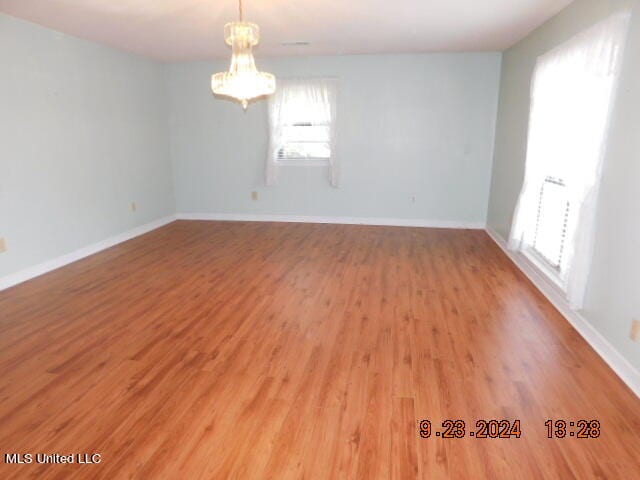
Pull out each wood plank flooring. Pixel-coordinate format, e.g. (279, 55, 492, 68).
(0, 220, 639, 479)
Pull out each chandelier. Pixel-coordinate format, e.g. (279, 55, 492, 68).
(211, 0, 276, 109)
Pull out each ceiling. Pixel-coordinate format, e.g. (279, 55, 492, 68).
(0, 0, 574, 61)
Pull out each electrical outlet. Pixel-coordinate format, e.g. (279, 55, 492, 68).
(251, 191, 258, 201)
(630, 319, 640, 342)
(0, 237, 6, 253)
(131, 202, 137, 212)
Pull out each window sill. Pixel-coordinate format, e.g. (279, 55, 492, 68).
(276, 159, 330, 167)
(522, 248, 567, 294)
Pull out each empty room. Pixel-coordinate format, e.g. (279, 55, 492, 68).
(1, 0, 639, 478)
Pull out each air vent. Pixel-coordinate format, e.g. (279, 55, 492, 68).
(280, 41, 310, 47)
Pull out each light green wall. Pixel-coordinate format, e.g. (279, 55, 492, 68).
(0, 14, 175, 277)
(165, 53, 502, 223)
(487, 0, 640, 368)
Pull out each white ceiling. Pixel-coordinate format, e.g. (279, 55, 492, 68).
(0, 0, 574, 61)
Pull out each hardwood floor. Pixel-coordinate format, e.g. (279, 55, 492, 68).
(1, 220, 639, 479)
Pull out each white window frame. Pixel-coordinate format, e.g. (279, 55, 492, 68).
(522, 175, 572, 290)
(275, 120, 332, 166)
(507, 12, 630, 308)
(266, 78, 339, 186)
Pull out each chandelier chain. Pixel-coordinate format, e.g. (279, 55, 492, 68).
(239, 0, 244, 21)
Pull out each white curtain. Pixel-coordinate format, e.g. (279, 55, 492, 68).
(508, 11, 630, 309)
(266, 78, 339, 187)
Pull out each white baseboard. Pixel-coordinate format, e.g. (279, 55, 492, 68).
(0, 215, 177, 291)
(486, 227, 640, 398)
(177, 212, 486, 230)
(0, 213, 481, 290)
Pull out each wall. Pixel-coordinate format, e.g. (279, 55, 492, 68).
(165, 53, 501, 225)
(0, 14, 175, 278)
(487, 0, 640, 368)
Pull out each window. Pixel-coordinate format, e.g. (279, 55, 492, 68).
(266, 78, 338, 185)
(508, 12, 629, 308)
(531, 176, 571, 272)
(278, 125, 331, 161)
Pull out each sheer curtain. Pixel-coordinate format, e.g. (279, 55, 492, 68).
(266, 78, 339, 187)
(508, 11, 630, 309)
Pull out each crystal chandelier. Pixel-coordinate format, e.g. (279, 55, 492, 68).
(211, 0, 276, 109)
